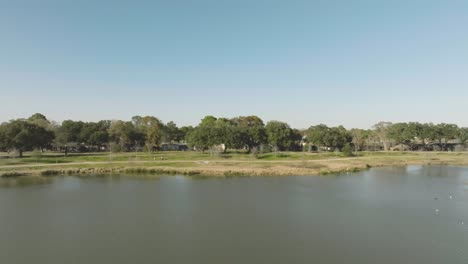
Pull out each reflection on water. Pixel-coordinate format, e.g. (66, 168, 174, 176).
(77, 174, 162, 182)
(0, 174, 162, 188)
(0, 176, 53, 188)
(0, 165, 467, 264)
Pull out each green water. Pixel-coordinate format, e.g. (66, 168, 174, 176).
(0, 166, 467, 263)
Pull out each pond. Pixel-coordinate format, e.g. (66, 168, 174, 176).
(0, 166, 467, 264)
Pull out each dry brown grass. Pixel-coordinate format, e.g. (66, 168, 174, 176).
(2, 152, 468, 178)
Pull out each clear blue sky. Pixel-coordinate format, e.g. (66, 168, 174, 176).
(1, 0, 468, 129)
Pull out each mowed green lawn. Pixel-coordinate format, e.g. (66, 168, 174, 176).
(0, 150, 353, 166)
(1, 150, 465, 165)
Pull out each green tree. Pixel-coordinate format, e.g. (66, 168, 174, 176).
(307, 125, 351, 151)
(0, 123, 8, 152)
(0, 120, 54, 157)
(265, 121, 295, 151)
(329, 126, 352, 150)
(433, 123, 459, 150)
(406, 122, 426, 149)
(459, 127, 468, 145)
(28, 113, 53, 130)
(79, 121, 111, 150)
(54, 120, 85, 154)
(179, 126, 194, 143)
(186, 116, 242, 153)
(416, 123, 436, 150)
(162, 121, 183, 143)
(388, 123, 413, 145)
(231, 116, 267, 152)
(55, 120, 84, 144)
(290, 129, 304, 151)
(88, 131, 109, 149)
(109, 120, 143, 152)
(132, 116, 164, 151)
(306, 124, 330, 151)
(187, 116, 218, 151)
(215, 118, 243, 152)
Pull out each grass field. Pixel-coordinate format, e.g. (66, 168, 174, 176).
(1, 150, 468, 178)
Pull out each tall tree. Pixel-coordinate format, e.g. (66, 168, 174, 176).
(108, 120, 143, 152)
(79, 121, 111, 150)
(55, 120, 84, 144)
(0, 120, 54, 157)
(290, 129, 304, 151)
(307, 125, 351, 151)
(306, 124, 330, 150)
(231, 116, 267, 152)
(187, 116, 218, 151)
(265, 121, 295, 151)
(132, 116, 164, 151)
(162, 121, 183, 143)
(373, 122, 393, 151)
(28, 113, 53, 130)
(179, 126, 194, 143)
(388, 123, 413, 145)
(329, 126, 352, 150)
(0, 123, 8, 152)
(350, 128, 370, 151)
(54, 120, 85, 154)
(458, 128, 468, 149)
(215, 118, 242, 152)
(433, 123, 459, 151)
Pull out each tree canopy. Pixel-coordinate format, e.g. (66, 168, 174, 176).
(306, 125, 352, 151)
(0, 119, 54, 157)
(1, 114, 467, 157)
(265, 121, 300, 151)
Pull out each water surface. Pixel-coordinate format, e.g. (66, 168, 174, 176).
(1, 166, 467, 264)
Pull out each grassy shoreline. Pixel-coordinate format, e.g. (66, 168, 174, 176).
(1, 151, 468, 178)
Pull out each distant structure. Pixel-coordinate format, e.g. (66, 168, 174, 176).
(158, 143, 189, 151)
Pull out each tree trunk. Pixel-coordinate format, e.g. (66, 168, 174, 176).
(19, 149, 23, 158)
(438, 140, 443, 151)
(383, 141, 388, 151)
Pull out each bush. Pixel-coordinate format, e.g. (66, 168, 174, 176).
(342, 143, 354, 157)
(109, 142, 122, 153)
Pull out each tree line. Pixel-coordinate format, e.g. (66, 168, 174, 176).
(1, 113, 467, 157)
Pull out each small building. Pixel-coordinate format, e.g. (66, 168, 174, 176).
(391, 144, 411, 151)
(159, 143, 189, 151)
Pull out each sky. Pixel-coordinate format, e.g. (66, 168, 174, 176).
(1, 0, 468, 129)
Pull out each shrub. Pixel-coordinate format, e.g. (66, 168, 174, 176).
(342, 143, 354, 157)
